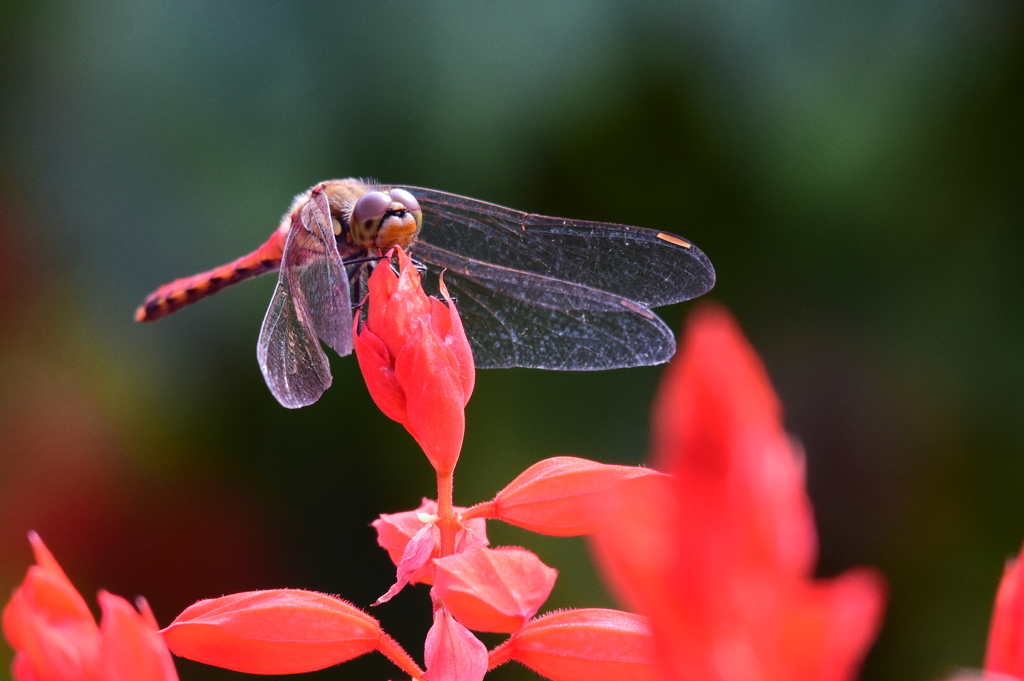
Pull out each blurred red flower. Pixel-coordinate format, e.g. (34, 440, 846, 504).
(353, 247, 475, 475)
(985, 543, 1024, 678)
(591, 304, 887, 681)
(2, 532, 178, 681)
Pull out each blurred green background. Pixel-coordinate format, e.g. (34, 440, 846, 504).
(1, 1, 1023, 680)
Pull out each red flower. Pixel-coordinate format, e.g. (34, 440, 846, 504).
(590, 305, 887, 681)
(372, 498, 489, 587)
(2, 532, 178, 681)
(353, 247, 475, 475)
(985, 543, 1024, 678)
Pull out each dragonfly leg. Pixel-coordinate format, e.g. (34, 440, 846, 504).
(410, 257, 429, 276)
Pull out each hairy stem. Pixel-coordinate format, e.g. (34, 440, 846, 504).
(377, 631, 426, 679)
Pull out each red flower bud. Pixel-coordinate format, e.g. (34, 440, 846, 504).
(373, 498, 489, 586)
(433, 546, 557, 633)
(354, 247, 475, 475)
(476, 457, 663, 536)
(490, 609, 657, 681)
(162, 590, 382, 675)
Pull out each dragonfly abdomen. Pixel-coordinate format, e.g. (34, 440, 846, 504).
(135, 229, 286, 322)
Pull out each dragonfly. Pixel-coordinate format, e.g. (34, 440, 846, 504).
(136, 179, 715, 408)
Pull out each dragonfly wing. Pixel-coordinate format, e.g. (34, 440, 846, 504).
(418, 265, 677, 370)
(413, 242, 634, 313)
(405, 187, 715, 309)
(256, 189, 353, 408)
(257, 275, 333, 408)
(288, 188, 354, 356)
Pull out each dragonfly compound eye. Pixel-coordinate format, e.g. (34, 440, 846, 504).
(350, 191, 392, 247)
(388, 188, 420, 213)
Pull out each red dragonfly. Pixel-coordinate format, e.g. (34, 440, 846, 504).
(137, 179, 715, 408)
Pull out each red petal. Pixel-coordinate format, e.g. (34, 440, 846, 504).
(986, 549, 1024, 677)
(492, 457, 663, 536)
(162, 590, 382, 674)
(394, 323, 466, 475)
(589, 475, 680, 627)
(372, 248, 432, 361)
(651, 304, 817, 577)
(433, 546, 557, 633)
(436, 276, 475, 403)
(3, 600, 100, 681)
(454, 526, 488, 553)
(774, 571, 888, 681)
(3, 568, 98, 654)
(498, 609, 657, 681)
(373, 498, 440, 574)
(375, 522, 440, 605)
(424, 607, 488, 681)
(366, 249, 399, 332)
(2, 534, 101, 680)
(135, 598, 161, 631)
(354, 322, 408, 424)
(98, 591, 178, 681)
(11, 653, 37, 681)
(27, 532, 72, 586)
(6, 534, 95, 641)
(429, 294, 452, 339)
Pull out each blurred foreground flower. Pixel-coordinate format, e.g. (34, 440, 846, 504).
(2, 532, 178, 681)
(353, 247, 475, 476)
(984, 542, 1024, 679)
(591, 305, 888, 681)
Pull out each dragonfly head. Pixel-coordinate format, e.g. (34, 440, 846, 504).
(349, 188, 422, 251)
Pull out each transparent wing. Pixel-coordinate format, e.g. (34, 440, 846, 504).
(257, 189, 353, 408)
(418, 265, 677, 370)
(256, 277, 333, 408)
(402, 187, 715, 309)
(399, 186, 713, 369)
